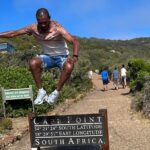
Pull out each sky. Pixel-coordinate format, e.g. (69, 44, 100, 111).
(0, 0, 150, 40)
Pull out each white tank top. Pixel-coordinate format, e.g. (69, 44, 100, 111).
(21, 20, 69, 56)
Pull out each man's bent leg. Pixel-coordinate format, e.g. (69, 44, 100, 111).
(30, 57, 43, 89)
(30, 57, 47, 104)
(47, 59, 74, 104)
(57, 59, 74, 91)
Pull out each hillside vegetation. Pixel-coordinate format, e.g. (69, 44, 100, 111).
(1, 36, 150, 69)
(0, 36, 150, 118)
(79, 37, 150, 70)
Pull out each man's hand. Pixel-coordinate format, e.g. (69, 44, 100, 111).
(72, 55, 78, 63)
(67, 56, 78, 65)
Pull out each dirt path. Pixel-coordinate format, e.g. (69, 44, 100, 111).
(6, 73, 150, 150)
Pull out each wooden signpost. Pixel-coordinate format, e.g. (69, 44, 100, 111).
(29, 109, 109, 150)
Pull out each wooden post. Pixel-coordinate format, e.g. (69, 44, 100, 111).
(28, 113, 36, 150)
(1, 87, 6, 117)
(29, 85, 34, 113)
(99, 109, 109, 150)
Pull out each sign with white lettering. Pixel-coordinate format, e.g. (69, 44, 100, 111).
(2, 88, 31, 100)
(1, 86, 34, 117)
(29, 109, 109, 150)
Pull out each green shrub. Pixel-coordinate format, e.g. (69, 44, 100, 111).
(0, 67, 35, 89)
(34, 103, 52, 115)
(131, 92, 143, 111)
(129, 59, 150, 114)
(128, 59, 150, 91)
(0, 118, 12, 133)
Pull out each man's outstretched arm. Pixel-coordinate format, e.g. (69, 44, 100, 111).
(0, 28, 28, 38)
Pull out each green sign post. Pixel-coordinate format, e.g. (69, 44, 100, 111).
(1, 85, 34, 117)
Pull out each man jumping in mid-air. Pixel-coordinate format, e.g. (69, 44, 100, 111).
(0, 8, 79, 105)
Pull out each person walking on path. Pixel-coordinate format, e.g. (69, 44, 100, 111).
(112, 67, 119, 90)
(100, 67, 109, 91)
(0, 8, 79, 105)
(88, 70, 93, 79)
(120, 64, 127, 88)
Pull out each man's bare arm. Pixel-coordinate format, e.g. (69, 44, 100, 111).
(64, 33, 79, 56)
(60, 29, 79, 57)
(0, 29, 28, 38)
(54, 21, 79, 58)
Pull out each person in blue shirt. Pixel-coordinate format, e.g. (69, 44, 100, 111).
(100, 67, 109, 91)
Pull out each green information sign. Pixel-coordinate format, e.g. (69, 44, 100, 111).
(3, 88, 31, 100)
(4, 88, 31, 100)
(1, 85, 34, 117)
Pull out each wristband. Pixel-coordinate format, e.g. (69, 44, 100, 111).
(73, 55, 78, 58)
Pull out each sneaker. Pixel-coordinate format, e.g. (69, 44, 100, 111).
(46, 90, 59, 105)
(34, 89, 47, 105)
